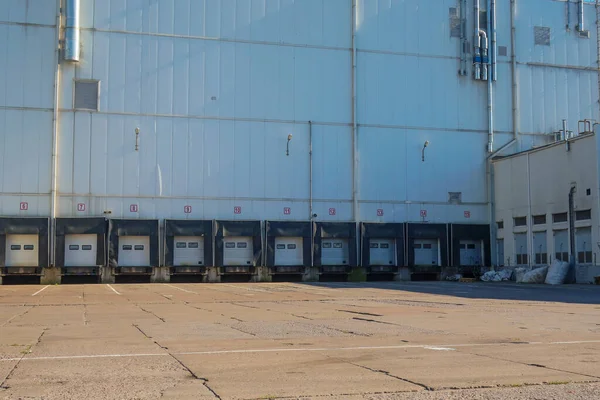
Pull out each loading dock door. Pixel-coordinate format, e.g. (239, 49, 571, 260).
(369, 238, 396, 265)
(118, 236, 150, 267)
(459, 240, 482, 266)
(321, 238, 349, 266)
(223, 236, 253, 266)
(5, 234, 39, 267)
(174, 236, 204, 266)
(274, 237, 303, 266)
(414, 239, 438, 266)
(65, 234, 97, 267)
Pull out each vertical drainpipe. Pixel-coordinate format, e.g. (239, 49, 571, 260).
(309, 121, 314, 267)
(474, 0, 482, 80)
(351, 0, 359, 259)
(487, 0, 494, 153)
(510, 0, 519, 146)
(50, 0, 62, 267)
(490, 0, 497, 81)
(526, 152, 533, 268)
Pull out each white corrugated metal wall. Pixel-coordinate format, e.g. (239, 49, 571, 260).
(0, 0, 598, 228)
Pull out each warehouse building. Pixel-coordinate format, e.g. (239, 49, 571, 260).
(0, 0, 598, 283)
(493, 128, 600, 284)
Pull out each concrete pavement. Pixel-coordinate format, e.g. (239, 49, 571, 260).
(0, 282, 599, 399)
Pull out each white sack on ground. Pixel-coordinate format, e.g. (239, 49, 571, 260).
(545, 260, 569, 285)
(521, 266, 549, 284)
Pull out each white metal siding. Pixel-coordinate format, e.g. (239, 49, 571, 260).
(173, 236, 204, 267)
(5, 234, 38, 267)
(64, 234, 97, 267)
(223, 236, 253, 266)
(0, 0, 597, 233)
(274, 237, 303, 266)
(118, 236, 150, 267)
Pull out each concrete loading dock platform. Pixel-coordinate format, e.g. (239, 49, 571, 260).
(0, 281, 599, 399)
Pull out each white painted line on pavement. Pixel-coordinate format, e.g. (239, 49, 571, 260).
(424, 347, 456, 351)
(31, 286, 49, 296)
(165, 284, 196, 293)
(106, 284, 121, 295)
(4, 339, 599, 362)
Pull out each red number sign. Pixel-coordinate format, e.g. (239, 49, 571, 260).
(377, 209, 384, 217)
(420, 210, 427, 217)
(283, 207, 291, 215)
(234, 206, 242, 214)
(77, 203, 86, 212)
(184, 205, 192, 214)
(329, 208, 336, 216)
(19, 202, 28, 211)
(130, 204, 138, 213)
(464, 211, 471, 218)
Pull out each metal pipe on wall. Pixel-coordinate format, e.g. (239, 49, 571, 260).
(474, 0, 482, 80)
(309, 121, 314, 267)
(64, 0, 80, 62)
(510, 0, 519, 144)
(487, 0, 495, 153)
(351, 0, 359, 223)
(490, 0, 497, 81)
(50, 0, 62, 267)
(577, 0, 585, 32)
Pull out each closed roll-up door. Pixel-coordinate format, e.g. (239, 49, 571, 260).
(118, 236, 150, 267)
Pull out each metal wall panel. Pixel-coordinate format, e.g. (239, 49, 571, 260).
(0, 0, 57, 25)
(1, 0, 598, 232)
(0, 25, 56, 109)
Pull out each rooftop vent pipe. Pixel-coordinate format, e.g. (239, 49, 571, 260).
(64, 0, 80, 62)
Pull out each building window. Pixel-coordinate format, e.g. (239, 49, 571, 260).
(532, 215, 546, 225)
(514, 217, 527, 227)
(552, 212, 568, 223)
(449, 8, 461, 38)
(74, 79, 100, 111)
(534, 26, 551, 46)
(575, 209, 591, 221)
(497, 221, 504, 230)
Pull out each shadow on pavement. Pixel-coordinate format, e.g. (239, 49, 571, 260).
(295, 281, 600, 305)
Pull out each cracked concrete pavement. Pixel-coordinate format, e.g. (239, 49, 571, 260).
(0, 281, 599, 399)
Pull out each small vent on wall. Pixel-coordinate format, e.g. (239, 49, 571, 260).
(449, 8, 461, 38)
(448, 192, 462, 204)
(498, 46, 508, 56)
(74, 80, 100, 111)
(534, 26, 551, 46)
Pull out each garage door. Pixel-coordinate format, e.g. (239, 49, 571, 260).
(369, 238, 396, 266)
(274, 237, 303, 266)
(413, 239, 438, 266)
(174, 236, 204, 266)
(322, 238, 349, 266)
(223, 236, 253, 266)
(5, 234, 38, 267)
(459, 240, 482, 266)
(118, 236, 150, 267)
(65, 234, 97, 267)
